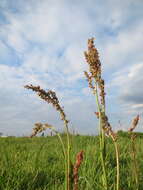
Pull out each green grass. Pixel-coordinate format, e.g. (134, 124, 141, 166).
(0, 134, 143, 190)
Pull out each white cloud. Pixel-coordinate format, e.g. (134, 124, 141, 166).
(101, 22, 143, 72)
(106, 62, 143, 121)
(0, 0, 143, 135)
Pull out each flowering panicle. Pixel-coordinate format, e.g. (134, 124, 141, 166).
(30, 123, 45, 137)
(98, 79, 106, 106)
(73, 151, 84, 190)
(84, 38, 106, 106)
(84, 71, 94, 89)
(128, 115, 140, 132)
(102, 114, 117, 141)
(95, 111, 117, 141)
(24, 85, 68, 124)
(30, 122, 53, 137)
(84, 38, 116, 142)
(84, 38, 101, 79)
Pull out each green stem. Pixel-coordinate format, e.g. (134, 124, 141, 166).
(64, 121, 71, 190)
(113, 141, 119, 190)
(54, 130, 66, 159)
(50, 128, 67, 190)
(131, 136, 139, 190)
(94, 86, 107, 190)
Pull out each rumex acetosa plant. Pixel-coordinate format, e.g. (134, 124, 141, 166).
(24, 85, 71, 190)
(24, 85, 84, 190)
(84, 38, 119, 190)
(24, 38, 135, 190)
(128, 115, 140, 190)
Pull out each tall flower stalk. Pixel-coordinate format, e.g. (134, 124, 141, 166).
(84, 38, 107, 189)
(24, 85, 71, 190)
(84, 38, 120, 190)
(128, 115, 140, 190)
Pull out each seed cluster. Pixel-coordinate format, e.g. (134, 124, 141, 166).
(30, 123, 45, 137)
(24, 85, 68, 124)
(101, 113, 117, 141)
(84, 38, 105, 106)
(73, 151, 84, 190)
(30, 122, 53, 137)
(84, 38, 101, 79)
(84, 71, 94, 89)
(128, 115, 140, 132)
(84, 38, 116, 140)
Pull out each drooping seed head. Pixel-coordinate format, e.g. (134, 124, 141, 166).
(24, 84, 69, 124)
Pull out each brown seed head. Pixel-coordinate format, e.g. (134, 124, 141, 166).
(128, 115, 140, 132)
(73, 150, 84, 190)
(84, 71, 94, 89)
(84, 38, 101, 79)
(100, 112, 117, 141)
(84, 38, 106, 106)
(98, 79, 106, 105)
(24, 84, 69, 124)
(30, 123, 45, 137)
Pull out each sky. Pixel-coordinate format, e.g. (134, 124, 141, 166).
(0, 0, 143, 136)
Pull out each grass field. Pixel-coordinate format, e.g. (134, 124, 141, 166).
(0, 134, 143, 190)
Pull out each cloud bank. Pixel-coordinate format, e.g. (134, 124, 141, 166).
(0, 0, 143, 135)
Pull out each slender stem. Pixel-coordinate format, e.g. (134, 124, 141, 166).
(49, 125, 70, 190)
(64, 121, 71, 190)
(58, 132, 68, 190)
(49, 128, 67, 190)
(113, 141, 119, 190)
(53, 130, 67, 159)
(131, 136, 139, 190)
(94, 86, 107, 190)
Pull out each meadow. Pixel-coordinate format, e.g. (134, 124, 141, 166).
(0, 133, 143, 190)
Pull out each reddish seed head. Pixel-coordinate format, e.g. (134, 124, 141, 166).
(128, 114, 140, 132)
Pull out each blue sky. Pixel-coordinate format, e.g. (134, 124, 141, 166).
(0, 0, 143, 136)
